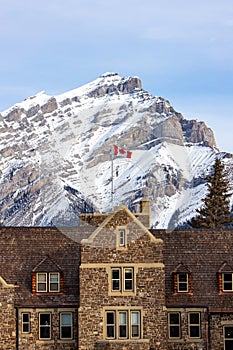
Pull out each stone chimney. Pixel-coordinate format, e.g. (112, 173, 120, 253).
(135, 198, 150, 229)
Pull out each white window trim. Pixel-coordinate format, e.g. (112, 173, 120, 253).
(111, 267, 134, 293)
(111, 268, 121, 291)
(222, 273, 233, 292)
(60, 312, 73, 340)
(39, 313, 51, 340)
(49, 272, 60, 292)
(36, 272, 60, 293)
(37, 273, 47, 292)
(177, 273, 189, 292)
(123, 267, 134, 292)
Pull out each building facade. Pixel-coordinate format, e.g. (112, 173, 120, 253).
(156, 229, 233, 350)
(0, 227, 81, 350)
(0, 202, 233, 349)
(79, 204, 167, 349)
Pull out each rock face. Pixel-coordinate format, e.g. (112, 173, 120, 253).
(0, 73, 232, 228)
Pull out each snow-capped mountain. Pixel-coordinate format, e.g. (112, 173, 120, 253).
(0, 72, 232, 228)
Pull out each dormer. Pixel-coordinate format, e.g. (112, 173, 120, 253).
(32, 256, 64, 294)
(217, 262, 233, 293)
(172, 263, 192, 294)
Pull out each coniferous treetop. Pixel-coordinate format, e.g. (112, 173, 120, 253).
(189, 158, 233, 229)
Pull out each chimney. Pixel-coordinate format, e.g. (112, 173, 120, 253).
(135, 198, 150, 228)
(140, 198, 150, 216)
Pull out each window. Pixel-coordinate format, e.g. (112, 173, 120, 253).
(36, 272, 60, 292)
(49, 273, 59, 292)
(177, 273, 188, 292)
(119, 311, 127, 338)
(111, 267, 134, 292)
(222, 274, 233, 291)
(173, 263, 191, 294)
(112, 269, 121, 291)
(131, 311, 140, 338)
(39, 313, 51, 339)
(37, 273, 47, 292)
(189, 313, 200, 338)
(168, 312, 180, 338)
(22, 313, 30, 333)
(60, 312, 72, 339)
(224, 326, 233, 350)
(106, 311, 115, 339)
(105, 310, 141, 340)
(119, 229, 126, 246)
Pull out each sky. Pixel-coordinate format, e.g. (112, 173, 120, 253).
(0, 0, 232, 153)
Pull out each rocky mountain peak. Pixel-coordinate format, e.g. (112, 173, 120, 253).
(86, 73, 142, 98)
(0, 73, 232, 227)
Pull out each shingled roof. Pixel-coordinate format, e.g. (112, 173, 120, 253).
(154, 229, 233, 311)
(0, 227, 93, 307)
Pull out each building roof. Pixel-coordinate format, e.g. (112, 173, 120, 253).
(0, 227, 88, 307)
(154, 229, 233, 311)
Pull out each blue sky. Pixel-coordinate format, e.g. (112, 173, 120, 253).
(0, 0, 232, 152)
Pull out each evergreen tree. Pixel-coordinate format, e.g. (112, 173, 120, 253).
(190, 158, 232, 228)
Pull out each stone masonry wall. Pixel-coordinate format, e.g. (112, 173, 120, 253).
(18, 308, 78, 350)
(0, 281, 16, 350)
(79, 264, 167, 349)
(209, 313, 233, 350)
(79, 208, 167, 350)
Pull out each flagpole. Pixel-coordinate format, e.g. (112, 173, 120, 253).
(111, 150, 114, 211)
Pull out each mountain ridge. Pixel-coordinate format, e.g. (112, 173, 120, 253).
(0, 72, 232, 228)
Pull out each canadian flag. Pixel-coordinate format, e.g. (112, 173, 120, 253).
(113, 145, 132, 159)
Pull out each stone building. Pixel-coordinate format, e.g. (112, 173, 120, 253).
(0, 201, 233, 349)
(0, 227, 81, 350)
(79, 202, 167, 349)
(156, 229, 233, 350)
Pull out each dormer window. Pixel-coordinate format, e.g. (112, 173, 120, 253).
(217, 262, 233, 293)
(222, 273, 233, 291)
(177, 273, 188, 292)
(36, 272, 60, 292)
(32, 256, 63, 294)
(172, 263, 192, 294)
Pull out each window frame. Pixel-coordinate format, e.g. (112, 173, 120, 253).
(188, 312, 201, 338)
(22, 312, 30, 334)
(224, 325, 233, 350)
(37, 272, 47, 292)
(36, 272, 60, 293)
(39, 313, 51, 340)
(177, 273, 189, 292)
(111, 268, 121, 291)
(222, 273, 233, 292)
(60, 312, 73, 340)
(49, 272, 60, 292)
(106, 311, 116, 339)
(130, 311, 140, 339)
(119, 229, 126, 247)
(111, 267, 134, 293)
(168, 312, 181, 339)
(105, 309, 141, 340)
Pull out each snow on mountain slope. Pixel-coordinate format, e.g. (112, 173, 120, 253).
(0, 72, 232, 228)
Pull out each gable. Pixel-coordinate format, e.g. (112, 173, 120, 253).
(82, 205, 162, 248)
(32, 255, 62, 273)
